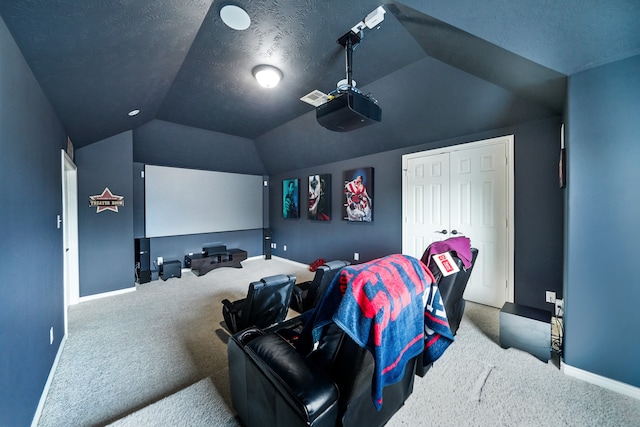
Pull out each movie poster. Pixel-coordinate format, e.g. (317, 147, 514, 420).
(308, 174, 331, 221)
(343, 167, 373, 222)
(282, 178, 299, 218)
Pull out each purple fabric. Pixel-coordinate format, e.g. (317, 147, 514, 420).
(420, 237, 472, 269)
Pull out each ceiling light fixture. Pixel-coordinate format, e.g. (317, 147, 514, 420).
(252, 65, 283, 88)
(128, 109, 140, 117)
(220, 5, 251, 30)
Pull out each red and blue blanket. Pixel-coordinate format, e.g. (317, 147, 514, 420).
(301, 254, 454, 410)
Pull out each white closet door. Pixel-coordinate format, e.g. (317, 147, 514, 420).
(449, 142, 508, 307)
(403, 136, 512, 308)
(404, 152, 450, 259)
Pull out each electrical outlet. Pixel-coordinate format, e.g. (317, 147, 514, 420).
(354, 252, 359, 261)
(555, 299, 564, 317)
(283, 245, 287, 251)
(545, 291, 556, 304)
(272, 243, 276, 249)
(49, 327, 54, 345)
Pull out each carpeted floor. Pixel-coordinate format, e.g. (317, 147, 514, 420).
(37, 256, 314, 427)
(36, 257, 640, 427)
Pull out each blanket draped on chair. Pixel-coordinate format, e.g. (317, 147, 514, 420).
(299, 254, 454, 410)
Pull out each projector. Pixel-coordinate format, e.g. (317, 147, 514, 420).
(316, 89, 381, 132)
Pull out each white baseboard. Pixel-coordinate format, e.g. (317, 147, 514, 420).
(78, 286, 136, 303)
(242, 255, 309, 269)
(562, 363, 640, 400)
(267, 255, 309, 269)
(31, 335, 67, 427)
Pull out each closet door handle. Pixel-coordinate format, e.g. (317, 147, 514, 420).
(435, 229, 448, 234)
(451, 229, 461, 235)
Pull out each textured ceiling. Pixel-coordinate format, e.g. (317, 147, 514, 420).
(0, 0, 639, 149)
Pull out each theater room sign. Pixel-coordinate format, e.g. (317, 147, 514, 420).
(89, 187, 124, 213)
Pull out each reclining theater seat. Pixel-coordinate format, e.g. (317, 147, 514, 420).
(221, 274, 296, 334)
(290, 260, 350, 313)
(227, 254, 453, 427)
(228, 323, 417, 427)
(416, 246, 478, 377)
(429, 248, 479, 336)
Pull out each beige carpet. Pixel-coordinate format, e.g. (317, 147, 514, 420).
(37, 256, 314, 427)
(37, 257, 640, 427)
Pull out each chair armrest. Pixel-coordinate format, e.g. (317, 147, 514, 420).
(295, 280, 312, 291)
(222, 298, 246, 334)
(291, 286, 306, 313)
(222, 297, 247, 314)
(244, 333, 339, 425)
(221, 298, 237, 313)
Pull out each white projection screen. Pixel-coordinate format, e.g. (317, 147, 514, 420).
(144, 165, 263, 237)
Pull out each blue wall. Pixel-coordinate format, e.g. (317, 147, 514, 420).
(565, 55, 640, 387)
(269, 117, 565, 312)
(147, 229, 264, 276)
(76, 132, 135, 296)
(0, 17, 66, 426)
(131, 120, 269, 277)
(133, 119, 266, 175)
(132, 161, 264, 275)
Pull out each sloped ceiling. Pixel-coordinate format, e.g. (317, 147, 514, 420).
(1, 0, 639, 170)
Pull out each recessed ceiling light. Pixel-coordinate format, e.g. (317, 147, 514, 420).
(252, 65, 283, 88)
(128, 109, 140, 117)
(220, 5, 251, 31)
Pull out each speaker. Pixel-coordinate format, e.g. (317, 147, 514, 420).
(263, 228, 272, 260)
(135, 238, 151, 283)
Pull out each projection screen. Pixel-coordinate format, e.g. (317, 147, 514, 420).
(144, 165, 263, 238)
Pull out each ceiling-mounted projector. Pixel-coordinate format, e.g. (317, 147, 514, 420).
(315, 8, 384, 132)
(316, 88, 381, 132)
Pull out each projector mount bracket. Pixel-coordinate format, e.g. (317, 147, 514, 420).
(337, 30, 362, 92)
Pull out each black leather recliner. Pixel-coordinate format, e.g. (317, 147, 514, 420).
(221, 274, 296, 334)
(227, 254, 446, 427)
(430, 248, 478, 336)
(290, 260, 350, 313)
(416, 247, 478, 377)
(228, 319, 417, 427)
(227, 253, 468, 427)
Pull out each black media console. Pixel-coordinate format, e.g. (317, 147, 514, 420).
(184, 244, 247, 277)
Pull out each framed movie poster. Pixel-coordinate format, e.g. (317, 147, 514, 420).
(282, 178, 299, 218)
(308, 174, 331, 221)
(343, 167, 373, 222)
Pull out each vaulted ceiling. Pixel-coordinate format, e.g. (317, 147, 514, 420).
(1, 1, 639, 164)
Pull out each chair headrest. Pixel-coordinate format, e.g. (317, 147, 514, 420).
(323, 260, 350, 270)
(259, 274, 295, 287)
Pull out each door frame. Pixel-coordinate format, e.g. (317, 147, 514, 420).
(61, 149, 79, 335)
(402, 135, 514, 304)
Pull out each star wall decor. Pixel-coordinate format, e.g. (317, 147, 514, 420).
(89, 187, 124, 213)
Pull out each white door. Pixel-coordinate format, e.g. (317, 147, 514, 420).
(403, 152, 451, 257)
(402, 136, 513, 308)
(62, 150, 79, 335)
